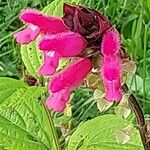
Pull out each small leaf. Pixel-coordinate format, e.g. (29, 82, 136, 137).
(115, 94, 131, 119)
(97, 97, 113, 113)
(93, 89, 104, 100)
(116, 130, 130, 144)
(86, 74, 101, 89)
(116, 125, 134, 144)
(64, 103, 72, 117)
(122, 61, 137, 74)
(115, 106, 131, 119)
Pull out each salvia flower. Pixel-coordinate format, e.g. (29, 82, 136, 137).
(47, 58, 92, 112)
(14, 3, 124, 112)
(101, 29, 122, 101)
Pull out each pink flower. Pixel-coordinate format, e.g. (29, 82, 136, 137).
(19, 9, 69, 34)
(46, 88, 70, 112)
(14, 25, 40, 44)
(39, 32, 87, 57)
(39, 51, 60, 76)
(101, 29, 120, 56)
(101, 29, 122, 102)
(50, 58, 92, 92)
(46, 58, 92, 112)
(101, 57, 122, 102)
(14, 9, 87, 76)
(14, 9, 69, 44)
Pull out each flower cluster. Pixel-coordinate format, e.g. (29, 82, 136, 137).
(14, 3, 122, 112)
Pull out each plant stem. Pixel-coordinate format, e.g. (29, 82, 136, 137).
(43, 102, 61, 150)
(122, 83, 150, 150)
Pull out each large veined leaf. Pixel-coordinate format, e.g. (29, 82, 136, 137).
(0, 77, 53, 150)
(0, 77, 27, 105)
(0, 100, 53, 150)
(0, 77, 45, 108)
(68, 114, 143, 150)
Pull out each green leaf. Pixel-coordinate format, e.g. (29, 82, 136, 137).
(68, 114, 143, 150)
(0, 78, 53, 150)
(21, 42, 42, 78)
(0, 77, 46, 108)
(115, 94, 131, 119)
(43, 0, 80, 16)
(0, 77, 27, 105)
(0, 100, 53, 150)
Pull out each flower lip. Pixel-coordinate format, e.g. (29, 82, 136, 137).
(46, 88, 70, 112)
(14, 25, 40, 44)
(39, 51, 60, 76)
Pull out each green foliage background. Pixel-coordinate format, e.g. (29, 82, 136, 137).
(0, 0, 150, 149)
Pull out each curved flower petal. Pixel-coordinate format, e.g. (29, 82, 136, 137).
(39, 32, 87, 57)
(39, 51, 60, 76)
(20, 9, 69, 34)
(46, 88, 70, 112)
(101, 29, 120, 56)
(101, 57, 122, 101)
(50, 58, 92, 93)
(14, 25, 40, 44)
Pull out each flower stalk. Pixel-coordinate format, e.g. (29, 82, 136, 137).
(43, 102, 61, 150)
(122, 83, 150, 150)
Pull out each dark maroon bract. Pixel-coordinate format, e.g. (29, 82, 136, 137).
(63, 3, 111, 52)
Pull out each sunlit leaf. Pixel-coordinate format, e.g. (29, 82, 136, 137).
(68, 114, 143, 150)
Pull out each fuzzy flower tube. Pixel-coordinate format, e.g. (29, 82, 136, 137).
(47, 58, 92, 112)
(14, 3, 124, 112)
(101, 29, 122, 101)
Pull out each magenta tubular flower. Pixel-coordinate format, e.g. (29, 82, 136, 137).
(14, 4, 125, 112)
(102, 57, 122, 102)
(101, 29, 120, 56)
(14, 9, 69, 44)
(46, 58, 92, 112)
(20, 9, 69, 34)
(101, 29, 122, 102)
(39, 51, 60, 76)
(39, 32, 87, 57)
(50, 58, 92, 92)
